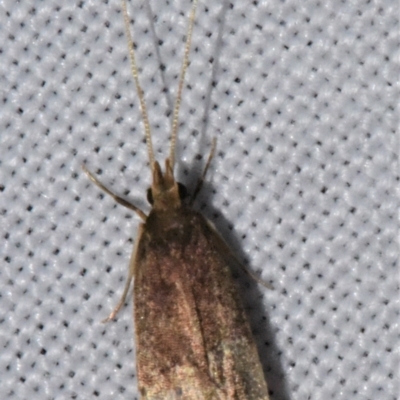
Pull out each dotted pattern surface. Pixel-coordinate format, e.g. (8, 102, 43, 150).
(0, 0, 398, 399)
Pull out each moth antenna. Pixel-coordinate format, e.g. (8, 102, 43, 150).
(169, 0, 198, 169)
(122, 0, 155, 167)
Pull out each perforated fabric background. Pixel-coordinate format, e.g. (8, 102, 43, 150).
(1, 0, 399, 399)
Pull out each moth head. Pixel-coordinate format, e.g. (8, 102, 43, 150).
(148, 158, 186, 210)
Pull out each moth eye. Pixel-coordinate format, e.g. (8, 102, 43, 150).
(178, 182, 188, 199)
(147, 188, 153, 204)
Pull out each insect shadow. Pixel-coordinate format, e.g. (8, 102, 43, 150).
(176, 160, 291, 400)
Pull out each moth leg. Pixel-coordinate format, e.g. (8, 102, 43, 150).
(190, 137, 217, 205)
(206, 219, 274, 290)
(82, 165, 147, 221)
(102, 224, 145, 323)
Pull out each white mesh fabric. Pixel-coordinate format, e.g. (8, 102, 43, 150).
(0, 0, 398, 399)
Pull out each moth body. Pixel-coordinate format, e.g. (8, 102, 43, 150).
(83, 1, 270, 398)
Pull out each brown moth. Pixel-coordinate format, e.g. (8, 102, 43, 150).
(83, 0, 270, 398)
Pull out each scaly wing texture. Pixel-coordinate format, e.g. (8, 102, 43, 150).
(134, 210, 269, 400)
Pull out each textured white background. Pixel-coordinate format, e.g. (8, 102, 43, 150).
(0, 0, 398, 399)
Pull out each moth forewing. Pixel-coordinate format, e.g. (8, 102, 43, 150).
(134, 207, 269, 399)
(83, 0, 270, 399)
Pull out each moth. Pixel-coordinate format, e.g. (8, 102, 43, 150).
(83, 0, 270, 398)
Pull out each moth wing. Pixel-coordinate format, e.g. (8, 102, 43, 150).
(133, 211, 269, 400)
